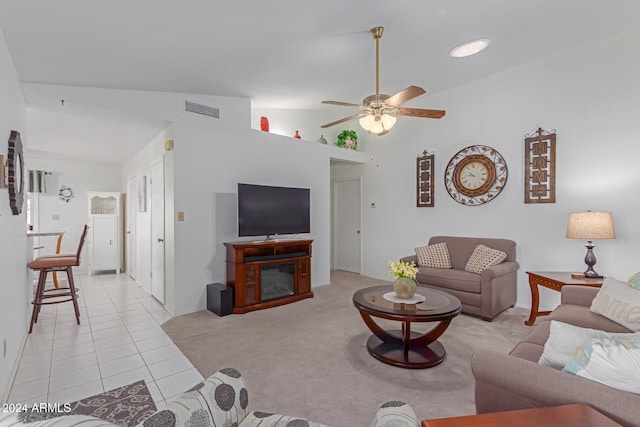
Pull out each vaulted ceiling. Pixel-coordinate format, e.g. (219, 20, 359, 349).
(1, 1, 639, 164)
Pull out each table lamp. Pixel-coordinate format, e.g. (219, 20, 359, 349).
(566, 211, 616, 278)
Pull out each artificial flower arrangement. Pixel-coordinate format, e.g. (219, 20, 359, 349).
(336, 130, 358, 150)
(388, 259, 419, 280)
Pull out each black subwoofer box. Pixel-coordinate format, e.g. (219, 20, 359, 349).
(206, 283, 233, 316)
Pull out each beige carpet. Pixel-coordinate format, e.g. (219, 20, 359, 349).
(162, 270, 531, 426)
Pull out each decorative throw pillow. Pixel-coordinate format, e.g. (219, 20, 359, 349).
(464, 244, 507, 274)
(370, 401, 419, 427)
(562, 337, 640, 394)
(538, 320, 639, 370)
(414, 243, 452, 269)
(142, 368, 249, 427)
(627, 272, 640, 289)
(591, 277, 640, 331)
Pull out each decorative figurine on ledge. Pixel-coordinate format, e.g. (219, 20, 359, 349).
(260, 116, 269, 132)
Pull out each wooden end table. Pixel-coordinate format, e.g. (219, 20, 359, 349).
(352, 285, 461, 369)
(525, 271, 602, 326)
(421, 403, 621, 426)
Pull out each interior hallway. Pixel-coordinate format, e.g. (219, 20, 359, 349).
(6, 273, 203, 407)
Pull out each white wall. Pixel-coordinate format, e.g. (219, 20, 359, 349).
(172, 123, 333, 314)
(28, 157, 122, 273)
(350, 28, 640, 312)
(0, 28, 28, 401)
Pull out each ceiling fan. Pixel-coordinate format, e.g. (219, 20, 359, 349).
(321, 26, 445, 136)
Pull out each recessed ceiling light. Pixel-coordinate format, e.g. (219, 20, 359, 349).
(449, 38, 490, 58)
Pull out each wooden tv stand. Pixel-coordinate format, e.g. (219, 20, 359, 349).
(224, 239, 313, 314)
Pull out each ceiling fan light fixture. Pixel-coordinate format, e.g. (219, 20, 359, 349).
(320, 26, 446, 131)
(449, 38, 490, 58)
(369, 119, 384, 135)
(381, 113, 397, 129)
(359, 114, 375, 131)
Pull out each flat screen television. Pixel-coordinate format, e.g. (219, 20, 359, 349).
(238, 183, 310, 238)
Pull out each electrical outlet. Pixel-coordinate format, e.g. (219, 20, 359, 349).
(52, 214, 60, 220)
(177, 212, 185, 221)
(370, 202, 377, 208)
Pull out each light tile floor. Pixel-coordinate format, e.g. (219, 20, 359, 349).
(7, 273, 204, 408)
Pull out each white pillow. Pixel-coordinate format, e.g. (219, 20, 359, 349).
(538, 320, 639, 370)
(591, 277, 640, 331)
(562, 337, 640, 394)
(464, 244, 507, 274)
(414, 243, 452, 269)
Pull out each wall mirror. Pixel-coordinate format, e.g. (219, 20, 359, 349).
(7, 130, 24, 215)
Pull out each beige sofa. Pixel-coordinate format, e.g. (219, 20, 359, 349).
(472, 285, 640, 427)
(402, 235, 518, 321)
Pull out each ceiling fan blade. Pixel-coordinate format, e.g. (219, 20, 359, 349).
(384, 86, 426, 107)
(395, 107, 446, 119)
(321, 114, 362, 128)
(322, 100, 363, 108)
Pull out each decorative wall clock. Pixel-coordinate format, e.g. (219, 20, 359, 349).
(445, 145, 508, 205)
(7, 130, 25, 215)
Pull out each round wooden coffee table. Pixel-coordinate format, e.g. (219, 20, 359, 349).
(353, 285, 462, 369)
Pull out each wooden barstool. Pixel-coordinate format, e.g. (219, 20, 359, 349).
(27, 225, 88, 333)
(52, 233, 63, 288)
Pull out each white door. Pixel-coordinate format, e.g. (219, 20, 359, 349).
(150, 158, 165, 303)
(91, 217, 117, 272)
(334, 178, 362, 273)
(126, 175, 136, 280)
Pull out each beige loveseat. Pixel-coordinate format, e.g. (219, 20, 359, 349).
(402, 235, 518, 321)
(471, 285, 640, 427)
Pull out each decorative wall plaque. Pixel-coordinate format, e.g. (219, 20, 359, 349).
(0, 154, 6, 189)
(416, 150, 434, 207)
(524, 128, 556, 204)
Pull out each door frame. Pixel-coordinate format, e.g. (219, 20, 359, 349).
(150, 156, 165, 303)
(331, 176, 363, 273)
(126, 174, 137, 280)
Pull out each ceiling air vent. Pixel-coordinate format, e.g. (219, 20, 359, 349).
(184, 100, 220, 119)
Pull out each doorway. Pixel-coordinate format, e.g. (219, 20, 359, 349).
(150, 157, 165, 303)
(333, 177, 362, 273)
(126, 175, 137, 280)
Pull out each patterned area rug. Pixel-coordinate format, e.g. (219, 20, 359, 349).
(17, 380, 156, 426)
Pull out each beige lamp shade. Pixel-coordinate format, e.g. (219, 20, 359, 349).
(566, 211, 616, 240)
